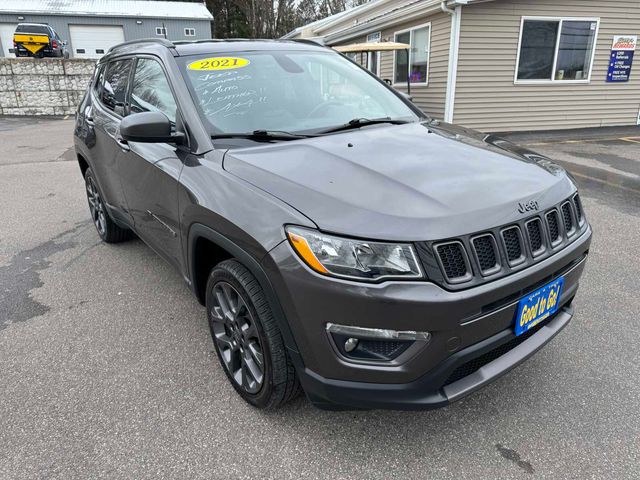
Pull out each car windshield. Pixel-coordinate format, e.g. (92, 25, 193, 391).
(177, 49, 422, 136)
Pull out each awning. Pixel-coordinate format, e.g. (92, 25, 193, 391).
(333, 42, 410, 53)
(333, 42, 413, 94)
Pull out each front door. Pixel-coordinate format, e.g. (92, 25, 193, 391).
(117, 57, 184, 269)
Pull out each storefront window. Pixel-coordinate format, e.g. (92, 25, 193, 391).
(517, 18, 598, 81)
(394, 24, 430, 84)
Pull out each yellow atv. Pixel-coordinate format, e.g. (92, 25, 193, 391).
(13, 23, 68, 58)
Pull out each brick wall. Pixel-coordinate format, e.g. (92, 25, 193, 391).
(0, 58, 95, 116)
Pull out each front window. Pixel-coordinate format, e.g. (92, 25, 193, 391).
(516, 18, 598, 81)
(177, 50, 420, 136)
(394, 24, 430, 84)
(130, 58, 178, 123)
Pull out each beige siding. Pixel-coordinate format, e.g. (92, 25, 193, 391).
(454, 0, 640, 132)
(332, 11, 451, 120)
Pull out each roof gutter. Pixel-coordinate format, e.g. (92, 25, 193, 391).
(442, 1, 461, 123)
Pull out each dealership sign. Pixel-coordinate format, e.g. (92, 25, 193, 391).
(607, 35, 636, 82)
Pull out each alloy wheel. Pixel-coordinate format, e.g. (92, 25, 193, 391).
(86, 176, 106, 236)
(210, 282, 265, 394)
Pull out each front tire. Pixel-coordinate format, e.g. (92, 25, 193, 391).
(206, 259, 300, 409)
(84, 168, 131, 243)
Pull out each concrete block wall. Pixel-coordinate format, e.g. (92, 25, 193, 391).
(0, 58, 95, 116)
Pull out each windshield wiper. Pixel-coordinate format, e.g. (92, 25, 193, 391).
(211, 130, 319, 141)
(318, 117, 410, 134)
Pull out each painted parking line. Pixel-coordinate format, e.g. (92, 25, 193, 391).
(524, 136, 640, 147)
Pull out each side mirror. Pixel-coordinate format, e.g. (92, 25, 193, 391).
(119, 111, 185, 144)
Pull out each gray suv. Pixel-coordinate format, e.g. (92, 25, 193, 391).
(74, 38, 592, 410)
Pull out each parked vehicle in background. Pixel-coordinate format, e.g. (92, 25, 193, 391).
(74, 38, 591, 411)
(13, 23, 68, 58)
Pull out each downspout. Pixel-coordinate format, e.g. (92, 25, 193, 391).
(442, 1, 462, 124)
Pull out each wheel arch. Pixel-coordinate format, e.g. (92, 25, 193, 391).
(188, 223, 303, 362)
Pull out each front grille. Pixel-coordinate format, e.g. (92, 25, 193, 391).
(573, 194, 583, 224)
(546, 210, 561, 244)
(561, 202, 574, 234)
(472, 234, 499, 274)
(416, 195, 587, 290)
(443, 319, 548, 386)
(526, 218, 544, 255)
(501, 227, 523, 264)
(435, 242, 469, 281)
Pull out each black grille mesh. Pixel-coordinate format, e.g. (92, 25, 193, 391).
(546, 211, 560, 243)
(561, 203, 574, 233)
(502, 227, 522, 262)
(573, 195, 583, 223)
(358, 340, 409, 359)
(436, 243, 468, 279)
(473, 235, 498, 272)
(443, 320, 547, 386)
(527, 219, 543, 252)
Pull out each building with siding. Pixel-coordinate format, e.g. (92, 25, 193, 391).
(0, 0, 213, 59)
(284, 0, 640, 132)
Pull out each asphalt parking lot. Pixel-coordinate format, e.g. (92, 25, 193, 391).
(1, 117, 639, 479)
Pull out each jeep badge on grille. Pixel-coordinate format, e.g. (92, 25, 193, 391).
(518, 200, 539, 214)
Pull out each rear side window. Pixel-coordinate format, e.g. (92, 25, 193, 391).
(101, 59, 133, 116)
(93, 64, 105, 96)
(130, 58, 177, 123)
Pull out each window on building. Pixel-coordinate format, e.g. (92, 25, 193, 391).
(130, 58, 178, 124)
(101, 59, 133, 116)
(155, 26, 167, 36)
(394, 24, 430, 85)
(516, 18, 598, 81)
(184, 28, 196, 37)
(367, 51, 380, 76)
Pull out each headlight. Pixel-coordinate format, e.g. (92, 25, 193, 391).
(285, 226, 423, 281)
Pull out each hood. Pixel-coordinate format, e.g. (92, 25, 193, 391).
(223, 122, 575, 241)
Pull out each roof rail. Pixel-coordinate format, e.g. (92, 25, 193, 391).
(291, 38, 326, 47)
(108, 38, 174, 53)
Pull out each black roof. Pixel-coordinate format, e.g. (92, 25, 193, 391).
(107, 38, 327, 57)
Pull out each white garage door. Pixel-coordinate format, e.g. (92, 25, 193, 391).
(0, 23, 17, 57)
(69, 25, 124, 59)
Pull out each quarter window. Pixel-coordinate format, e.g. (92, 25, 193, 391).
(184, 28, 196, 37)
(394, 25, 430, 84)
(101, 59, 133, 116)
(516, 18, 598, 81)
(130, 58, 177, 124)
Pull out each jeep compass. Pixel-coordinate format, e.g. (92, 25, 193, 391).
(73, 38, 592, 410)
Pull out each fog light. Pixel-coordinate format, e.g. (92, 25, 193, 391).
(327, 323, 431, 362)
(344, 338, 359, 352)
(326, 323, 431, 342)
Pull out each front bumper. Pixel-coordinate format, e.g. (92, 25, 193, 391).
(262, 225, 591, 409)
(300, 304, 573, 410)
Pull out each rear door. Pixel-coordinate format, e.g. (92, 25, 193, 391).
(89, 58, 134, 220)
(117, 56, 185, 268)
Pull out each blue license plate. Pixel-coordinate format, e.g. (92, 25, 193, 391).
(514, 277, 564, 336)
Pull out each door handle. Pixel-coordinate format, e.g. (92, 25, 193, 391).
(115, 135, 130, 151)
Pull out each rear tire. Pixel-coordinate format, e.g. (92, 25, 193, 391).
(84, 168, 132, 243)
(206, 259, 300, 409)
